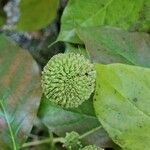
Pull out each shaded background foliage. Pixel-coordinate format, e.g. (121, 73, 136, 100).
(1, 0, 67, 68)
(0, 0, 68, 150)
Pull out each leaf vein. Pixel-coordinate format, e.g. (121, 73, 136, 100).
(0, 100, 17, 150)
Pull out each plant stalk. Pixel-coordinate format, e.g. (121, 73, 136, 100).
(21, 126, 102, 148)
(21, 137, 64, 148)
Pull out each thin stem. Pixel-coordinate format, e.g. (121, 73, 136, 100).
(22, 137, 65, 148)
(22, 138, 51, 148)
(49, 131, 54, 147)
(80, 126, 102, 139)
(22, 126, 102, 148)
(53, 137, 65, 144)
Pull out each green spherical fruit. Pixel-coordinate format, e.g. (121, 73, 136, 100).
(64, 131, 82, 150)
(81, 145, 104, 150)
(41, 53, 96, 108)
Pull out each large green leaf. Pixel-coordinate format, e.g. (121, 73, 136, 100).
(0, 35, 42, 149)
(77, 27, 150, 68)
(58, 0, 150, 43)
(94, 63, 150, 150)
(16, 0, 59, 31)
(38, 96, 114, 148)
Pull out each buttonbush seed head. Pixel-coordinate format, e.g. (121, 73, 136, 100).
(81, 145, 104, 150)
(64, 131, 82, 150)
(41, 53, 96, 108)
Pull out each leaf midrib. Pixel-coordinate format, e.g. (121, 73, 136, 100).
(0, 100, 17, 150)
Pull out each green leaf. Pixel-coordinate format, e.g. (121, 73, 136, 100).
(77, 26, 150, 68)
(58, 0, 150, 43)
(38, 96, 114, 148)
(0, 35, 42, 149)
(16, 0, 59, 31)
(94, 63, 150, 150)
(65, 43, 90, 59)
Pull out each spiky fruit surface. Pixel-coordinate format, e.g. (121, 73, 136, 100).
(41, 53, 96, 108)
(81, 145, 104, 150)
